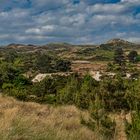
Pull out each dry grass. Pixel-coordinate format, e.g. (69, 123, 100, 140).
(0, 95, 96, 140)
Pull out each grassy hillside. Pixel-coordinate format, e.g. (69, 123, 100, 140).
(0, 95, 96, 140)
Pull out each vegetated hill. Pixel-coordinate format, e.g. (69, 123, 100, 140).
(4, 38, 140, 51)
(2, 38, 140, 61)
(0, 95, 95, 140)
(106, 38, 134, 45)
(100, 38, 140, 50)
(6, 43, 37, 49)
(42, 42, 73, 49)
(5, 43, 38, 53)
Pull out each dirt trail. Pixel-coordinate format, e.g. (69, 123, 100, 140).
(110, 112, 131, 140)
(115, 114, 127, 140)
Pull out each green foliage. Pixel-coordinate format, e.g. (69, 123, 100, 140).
(125, 79, 140, 110)
(75, 75, 98, 109)
(107, 62, 115, 71)
(4, 50, 18, 63)
(98, 75, 130, 111)
(33, 53, 71, 73)
(2, 46, 140, 138)
(0, 50, 71, 73)
(1, 64, 140, 113)
(76, 47, 114, 60)
(13, 75, 31, 87)
(81, 97, 116, 139)
(6, 88, 28, 101)
(128, 50, 138, 63)
(2, 83, 13, 90)
(57, 75, 80, 104)
(0, 62, 20, 86)
(125, 110, 140, 140)
(35, 53, 53, 73)
(2, 70, 139, 112)
(136, 55, 140, 62)
(54, 59, 71, 72)
(114, 48, 126, 66)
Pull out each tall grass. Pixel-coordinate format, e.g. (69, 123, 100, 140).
(0, 95, 95, 140)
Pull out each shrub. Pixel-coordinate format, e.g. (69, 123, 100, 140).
(81, 97, 116, 139)
(125, 110, 140, 140)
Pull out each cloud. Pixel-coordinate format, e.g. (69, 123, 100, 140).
(86, 3, 127, 14)
(121, 0, 140, 4)
(126, 37, 140, 43)
(0, 0, 139, 45)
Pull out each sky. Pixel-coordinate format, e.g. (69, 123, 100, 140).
(0, 0, 140, 45)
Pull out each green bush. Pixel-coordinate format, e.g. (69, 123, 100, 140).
(7, 88, 27, 101)
(81, 98, 116, 139)
(125, 110, 140, 140)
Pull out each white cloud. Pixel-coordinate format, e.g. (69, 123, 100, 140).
(87, 3, 127, 14)
(116, 32, 127, 37)
(26, 28, 41, 34)
(126, 37, 140, 43)
(0, 0, 139, 44)
(121, 0, 140, 3)
(0, 34, 10, 39)
(42, 25, 54, 31)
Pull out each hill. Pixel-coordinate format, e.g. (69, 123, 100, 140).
(1, 38, 140, 74)
(0, 95, 95, 140)
(106, 38, 134, 45)
(4, 38, 140, 49)
(100, 38, 140, 49)
(0, 95, 131, 140)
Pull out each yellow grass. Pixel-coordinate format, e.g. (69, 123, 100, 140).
(0, 95, 95, 140)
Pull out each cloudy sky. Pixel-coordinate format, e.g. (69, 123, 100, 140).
(0, 0, 140, 45)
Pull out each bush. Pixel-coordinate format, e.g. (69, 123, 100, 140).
(81, 98, 116, 139)
(7, 88, 28, 101)
(125, 110, 140, 140)
(54, 59, 71, 72)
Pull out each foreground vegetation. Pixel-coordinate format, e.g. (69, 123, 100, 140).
(0, 96, 96, 140)
(1, 42, 140, 139)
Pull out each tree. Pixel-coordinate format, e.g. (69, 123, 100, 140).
(58, 75, 80, 104)
(114, 48, 125, 66)
(35, 53, 53, 73)
(128, 50, 138, 63)
(81, 97, 116, 139)
(114, 48, 126, 73)
(4, 50, 18, 63)
(13, 75, 31, 87)
(76, 75, 98, 109)
(32, 77, 56, 98)
(54, 59, 71, 72)
(0, 62, 19, 86)
(125, 110, 140, 139)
